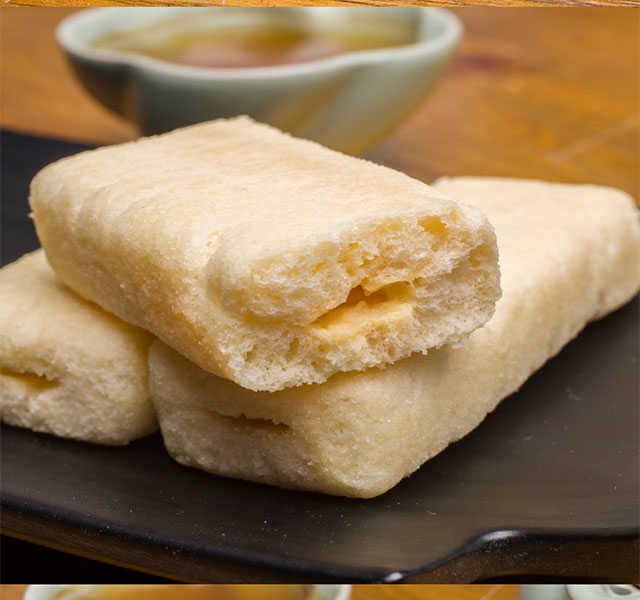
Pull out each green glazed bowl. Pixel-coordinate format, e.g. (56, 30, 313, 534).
(518, 587, 640, 600)
(57, 7, 461, 154)
(24, 586, 352, 600)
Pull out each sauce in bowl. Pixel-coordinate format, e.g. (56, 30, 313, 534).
(53, 585, 311, 600)
(92, 13, 416, 68)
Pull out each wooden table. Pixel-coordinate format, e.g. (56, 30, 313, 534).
(3, 0, 639, 8)
(1, 8, 638, 198)
(0, 586, 520, 600)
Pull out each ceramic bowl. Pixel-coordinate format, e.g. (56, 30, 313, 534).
(518, 586, 640, 600)
(56, 7, 461, 154)
(24, 586, 352, 600)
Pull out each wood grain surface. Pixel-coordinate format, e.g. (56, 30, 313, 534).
(0, 586, 520, 600)
(1, 8, 638, 197)
(2, 0, 639, 8)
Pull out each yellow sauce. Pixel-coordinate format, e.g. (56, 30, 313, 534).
(92, 16, 415, 68)
(53, 585, 310, 600)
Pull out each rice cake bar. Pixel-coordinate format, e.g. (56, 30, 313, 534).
(30, 117, 499, 392)
(0, 250, 157, 445)
(149, 178, 640, 497)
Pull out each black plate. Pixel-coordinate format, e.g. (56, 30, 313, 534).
(1, 130, 638, 583)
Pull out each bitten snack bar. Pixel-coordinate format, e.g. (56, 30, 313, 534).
(30, 117, 500, 392)
(0, 250, 157, 445)
(150, 178, 640, 497)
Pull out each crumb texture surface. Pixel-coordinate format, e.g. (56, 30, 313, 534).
(30, 117, 499, 391)
(150, 177, 640, 497)
(0, 250, 156, 444)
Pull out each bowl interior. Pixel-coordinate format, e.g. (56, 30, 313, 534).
(57, 7, 460, 71)
(24, 586, 351, 600)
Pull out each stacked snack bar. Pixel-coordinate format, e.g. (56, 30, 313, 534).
(1, 118, 638, 497)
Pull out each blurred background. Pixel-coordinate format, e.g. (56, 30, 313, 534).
(2, 585, 639, 600)
(0, 586, 522, 600)
(2, 8, 638, 197)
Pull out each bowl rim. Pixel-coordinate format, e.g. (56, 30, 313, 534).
(567, 586, 640, 600)
(23, 586, 352, 600)
(56, 7, 462, 80)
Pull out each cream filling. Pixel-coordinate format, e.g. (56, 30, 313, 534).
(310, 281, 416, 337)
(0, 367, 59, 393)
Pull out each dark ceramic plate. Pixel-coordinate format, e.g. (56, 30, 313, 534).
(1, 131, 638, 583)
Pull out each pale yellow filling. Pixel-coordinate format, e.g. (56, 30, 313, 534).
(310, 281, 416, 338)
(0, 368, 59, 393)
